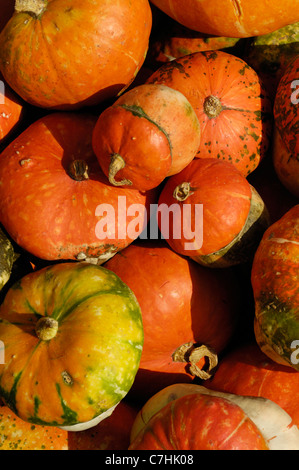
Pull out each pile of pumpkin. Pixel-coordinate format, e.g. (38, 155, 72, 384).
(0, 0, 298, 451)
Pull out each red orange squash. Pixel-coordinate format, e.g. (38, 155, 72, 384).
(0, 0, 152, 109)
(0, 112, 155, 262)
(147, 50, 272, 177)
(92, 84, 201, 191)
(157, 158, 270, 268)
(251, 205, 299, 369)
(104, 240, 240, 400)
(149, 0, 299, 38)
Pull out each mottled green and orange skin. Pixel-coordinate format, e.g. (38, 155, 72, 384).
(0, 0, 152, 109)
(251, 205, 299, 369)
(0, 262, 143, 426)
(273, 56, 299, 198)
(129, 393, 269, 450)
(147, 50, 272, 177)
(92, 83, 201, 191)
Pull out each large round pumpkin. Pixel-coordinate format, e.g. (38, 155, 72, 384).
(149, 0, 299, 38)
(0, 262, 143, 428)
(157, 158, 270, 268)
(0, 0, 152, 109)
(272, 56, 299, 198)
(0, 112, 155, 262)
(147, 50, 272, 177)
(251, 205, 299, 369)
(92, 83, 201, 191)
(104, 240, 240, 399)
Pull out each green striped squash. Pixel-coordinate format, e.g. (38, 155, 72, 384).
(0, 262, 143, 429)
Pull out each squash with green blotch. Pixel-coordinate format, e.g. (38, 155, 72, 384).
(251, 205, 299, 370)
(0, 227, 15, 291)
(0, 262, 143, 430)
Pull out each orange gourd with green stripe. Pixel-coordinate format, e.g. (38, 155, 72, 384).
(0, 262, 143, 428)
(92, 83, 201, 191)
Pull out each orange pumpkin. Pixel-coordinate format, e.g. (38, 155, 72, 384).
(104, 240, 240, 400)
(157, 158, 270, 268)
(149, 0, 299, 38)
(92, 84, 201, 191)
(0, 112, 156, 262)
(0, 0, 152, 109)
(147, 50, 272, 177)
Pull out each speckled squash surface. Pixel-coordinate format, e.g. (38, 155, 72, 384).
(0, 112, 155, 262)
(0, 262, 143, 427)
(273, 56, 299, 198)
(147, 50, 272, 177)
(251, 205, 299, 369)
(0, 80, 23, 144)
(0, 0, 152, 109)
(0, 403, 68, 450)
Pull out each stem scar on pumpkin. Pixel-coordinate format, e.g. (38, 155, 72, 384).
(173, 182, 198, 201)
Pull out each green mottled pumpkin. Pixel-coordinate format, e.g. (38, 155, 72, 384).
(0, 262, 143, 428)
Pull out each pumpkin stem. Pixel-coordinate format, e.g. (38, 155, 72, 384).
(173, 182, 193, 201)
(108, 154, 133, 187)
(172, 342, 218, 380)
(203, 95, 223, 118)
(15, 0, 47, 17)
(35, 317, 58, 341)
(68, 160, 89, 181)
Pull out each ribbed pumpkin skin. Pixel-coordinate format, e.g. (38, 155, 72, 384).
(104, 240, 240, 399)
(92, 84, 201, 191)
(273, 56, 299, 198)
(149, 0, 299, 38)
(129, 393, 269, 450)
(0, 0, 152, 109)
(0, 262, 143, 427)
(0, 112, 155, 261)
(251, 205, 299, 369)
(0, 404, 68, 450)
(147, 51, 272, 177)
(205, 342, 299, 428)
